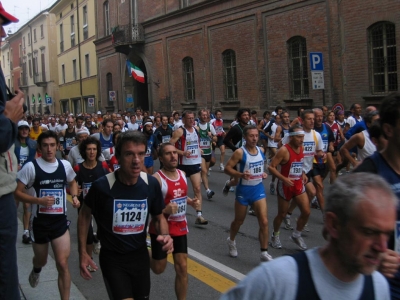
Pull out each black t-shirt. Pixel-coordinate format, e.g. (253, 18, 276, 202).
(84, 171, 164, 253)
(74, 161, 109, 203)
(154, 126, 173, 144)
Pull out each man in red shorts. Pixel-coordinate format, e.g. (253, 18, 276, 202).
(268, 125, 310, 250)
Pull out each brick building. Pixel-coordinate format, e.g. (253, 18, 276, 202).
(95, 0, 400, 118)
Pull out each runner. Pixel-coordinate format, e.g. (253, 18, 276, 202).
(170, 111, 208, 225)
(224, 125, 273, 262)
(274, 111, 290, 146)
(325, 110, 344, 182)
(198, 109, 216, 200)
(142, 118, 158, 174)
(265, 114, 281, 196)
(210, 110, 226, 171)
(154, 115, 173, 145)
(14, 120, 37, 244)
(257, 111, 270, 150)
(269, 125, 309, 250)
(60, 117, 77, 159)
(73, 137, 109, 272)
(92, 119, 113, 152)
(222, 108, 251, 195)
(67, 128, 90, 167)
(29, 118, 47, 141)
(14, 130, 80, 300)
(78, 131, 173, 300)
(148, 143, 199, 300)
(127, 114, 140, 131)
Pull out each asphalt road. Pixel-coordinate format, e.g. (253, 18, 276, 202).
(17, 150, 328, 300)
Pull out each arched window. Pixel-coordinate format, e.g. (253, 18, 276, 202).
(368, 22, 397, 93)
(287, 37, 309, 98)
(104, 1, 110, 36)
(182, 57, 195, 101)
(222, 49, 238, 100)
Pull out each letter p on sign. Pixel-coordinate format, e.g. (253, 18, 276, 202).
(309, 52, 324, 71)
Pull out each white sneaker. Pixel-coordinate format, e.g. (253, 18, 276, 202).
(229, 186, 235, 192)
(207, 169, 211, 176)
(290, 235, 307, 250)
(220, 164, 224, 171)
(29, 269, 40, 288)
(284, 216, 293, 230)
(227, 237, 238, 257)
(270, 235, 282, 249)
(260, 251, 273, 262)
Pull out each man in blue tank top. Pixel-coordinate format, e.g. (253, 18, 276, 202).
(354, 92, 400, 299)
(224, 125, 273, 262)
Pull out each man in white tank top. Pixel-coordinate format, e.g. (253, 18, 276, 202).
(169, 111, 208, 225)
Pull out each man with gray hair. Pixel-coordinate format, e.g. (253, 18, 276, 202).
(221, 173, 396, 300)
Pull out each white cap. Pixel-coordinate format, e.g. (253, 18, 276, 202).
(97, 111, 101, 114)
(271, 111, 277, 116)
(76, 128, 90, 136)
(18, 120, 30, 128)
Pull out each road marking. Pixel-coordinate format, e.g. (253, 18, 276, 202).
(188, 248, 245, 281)
(167, 253, 238, 293)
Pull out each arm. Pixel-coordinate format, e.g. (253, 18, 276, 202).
(169, 128, 187, 156)
(223, 127, 239, 151)
(78, 203, 97, 279)
(290, 118, 299, 127)
(14, 180, 55, 206)
(267, 147, 294, 186)
(68, 179, 80, 208)
(340, 133, 363, 167)
(274, 126, 283, 143)
(224, 149, 248, 179)
(152, 213, 174, 253)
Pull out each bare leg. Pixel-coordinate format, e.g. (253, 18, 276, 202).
(173, 253, 188, 300)
(51, 230, 71, 300)
(229, 201, 248, 241)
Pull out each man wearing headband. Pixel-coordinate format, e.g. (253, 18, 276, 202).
(0, 3, 24, 299)
(269, 125, 309, 250)
(224, 125, 273, 262)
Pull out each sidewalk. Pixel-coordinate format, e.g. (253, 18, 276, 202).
(16, 219, 86, 300)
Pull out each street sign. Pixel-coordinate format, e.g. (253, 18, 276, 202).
(332, 102, 344, 112)
(311, 71, 325, 89)
(309, 52, 324, 71)
(126, 94, 133, 103)
(88, 98, 95, 107)
(310, 52, 324, 90)
(45, 97, 52, 105)
(109, 91, 116, 101)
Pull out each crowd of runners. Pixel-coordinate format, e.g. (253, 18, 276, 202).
(4, 93, 400, 299)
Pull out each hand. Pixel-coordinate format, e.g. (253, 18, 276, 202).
(165, 202, 178, 215)
(283, 177, 294, 187)
(157, 234, 174, 254)
(208, 132, 212, 138)
(39, 196, 55, 207)
(262, 172, 268, 179)
(329, 145, 334, 153)
(4, 89, 25, 123)
(185, 151, 191, 157)
(72, 196, 80, 208)
(77, 185, 83, 196)
(379, 249, 400, 278)
(241, 170, 251, 180)
(302, 173, 308, 185)
(79, 252, 97, 280)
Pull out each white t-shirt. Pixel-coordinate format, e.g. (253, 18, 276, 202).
(173, 120, 183, 131)
(268, 123, 278, 148)
(346, 115, 362, 128)
(127, 123, 139, 131)
(55, 124, 68, 134)
(221, 248, 390, 300)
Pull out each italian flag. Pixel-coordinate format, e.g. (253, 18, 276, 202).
(126, 60, 145, 83)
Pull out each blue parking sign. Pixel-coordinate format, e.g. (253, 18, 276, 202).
(309, 52, 324, 71)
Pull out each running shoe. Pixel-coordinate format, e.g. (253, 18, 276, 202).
(270, 182, 275, 195)
(260, 252, 273, 262)
(220, 163, 224, 171)
(222, 180, 230, 196)
(208, 169, 211, 176)
(22, 233, 32, 244)
(226, 237, 238, 257)
(93, 241, 101, 255)
(248, 209, 256, 216)
(311, 197, 320, 210)
(195, 216, 208, 225)
(29, 269, 40, 288)
(229, 187, 235, 192)
(283, 216, 293, 230)
(270, 235, 282, 249)
(290, 235, 307, 250)
(207, 190, 215, 200)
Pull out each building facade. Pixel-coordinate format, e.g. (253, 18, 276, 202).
(19, 11, 59, 115)
(50, 0, 98, 115)
(97, 0, 400, 117)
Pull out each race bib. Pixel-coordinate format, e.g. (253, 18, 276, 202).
(215, 126, 223, 134)
(113, 199, 147, 235)
(19, 155, 28, 167)
(200, 138, 211, 149)
(168, 196, 187, 222)
(145, 146, 152, 157)
(323, 140, 328, 152)
(186, 144, 199, 159)
(82, 182, 92, 199)
(113, 164, 120, 171)
(288, 162, 303, 180)
(162, 135, 171, 144)
(303, 141, 315, 157)
(66, 138, 74, 150)
(249, 161, 263, 181)
(39, 189, 64, 214)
